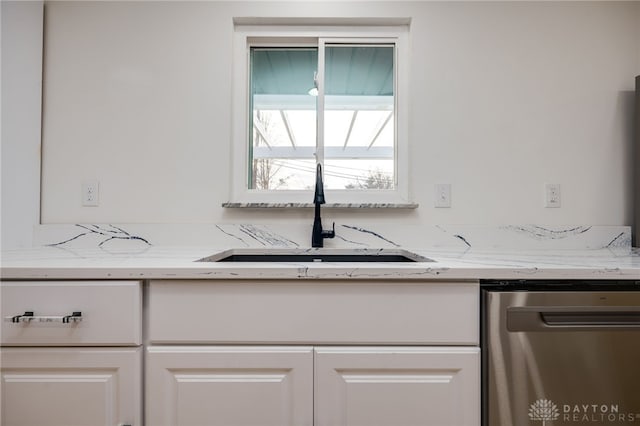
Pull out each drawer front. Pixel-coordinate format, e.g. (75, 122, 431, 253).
(148, 280, 479, 345)
(1, 281, 141, 346)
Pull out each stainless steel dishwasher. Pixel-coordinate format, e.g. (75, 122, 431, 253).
(482, 280, 640, 426)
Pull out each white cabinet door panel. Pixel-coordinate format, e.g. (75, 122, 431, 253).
(315, 347, 480, 426)
(0, 347, 142, 426)
(146, 346, 313, 426)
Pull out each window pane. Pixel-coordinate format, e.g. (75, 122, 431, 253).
(324, 45, 395, 190)
(323, 160, 394, 190)
(249, 48, 317, 190)
(252, 158, 317, 190)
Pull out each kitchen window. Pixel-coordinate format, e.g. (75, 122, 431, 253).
(229, 22, 411, 206)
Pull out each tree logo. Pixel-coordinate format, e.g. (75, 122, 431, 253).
(529, 399, 560, 425)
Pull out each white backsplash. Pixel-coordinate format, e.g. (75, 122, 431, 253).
(32, 223, 632, 251)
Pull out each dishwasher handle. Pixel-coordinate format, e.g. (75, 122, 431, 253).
(507, 306, 640, 332)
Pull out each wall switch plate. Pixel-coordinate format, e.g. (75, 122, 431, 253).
(545, 183, 561, 208)
(435, 184, 451, 208)
(82, 180, 99, 207)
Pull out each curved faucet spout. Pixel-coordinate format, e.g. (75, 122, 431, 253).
(312, 163, 334, 247)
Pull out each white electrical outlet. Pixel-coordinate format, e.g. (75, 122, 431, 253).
(82, 180, 99, 207)
(545, 183, 561, 208)
(435, 184, 451, 208)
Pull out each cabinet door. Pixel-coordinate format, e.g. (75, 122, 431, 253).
(146, 346, 313, 426)
(0, 347, 142, 426)
(315, 347, 480, 426)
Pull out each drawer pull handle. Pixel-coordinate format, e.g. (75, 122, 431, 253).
(63, 312, 82, 323)
(11, 311, 33, 323)
(4, 311, 83, 324)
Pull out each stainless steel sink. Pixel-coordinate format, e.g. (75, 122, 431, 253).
(197, 248, 433, 263)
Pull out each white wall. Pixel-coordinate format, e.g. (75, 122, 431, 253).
(16, 2, 640, 229)
(636, 4, 640, 124)
(411, 1, 638, 225)
(1, 1, 43, 248)
(638, 4, 640, 72)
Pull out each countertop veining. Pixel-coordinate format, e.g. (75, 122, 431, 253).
(2, 223, 639, 280)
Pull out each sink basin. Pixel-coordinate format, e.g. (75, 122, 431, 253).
(197, 249, 433, 263)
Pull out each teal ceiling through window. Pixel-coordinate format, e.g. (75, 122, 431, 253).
(251, 48, 317, 96)
(251, 45, 394, 97)
(325, 45, 394, 96)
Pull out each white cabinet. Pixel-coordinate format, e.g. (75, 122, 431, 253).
(146, 346, 314, 426)
(148, 280, 478, 345)
(314, 347, 480, 426)
(0, 281, 143, 426)
(1, 347, 141, 426)
(147, 280, 481, 426)
(146, 345, 479, 426)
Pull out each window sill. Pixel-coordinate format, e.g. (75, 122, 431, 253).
(222, 202, 419, 209)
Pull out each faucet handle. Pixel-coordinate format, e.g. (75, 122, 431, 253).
(322, 222, 336, 239)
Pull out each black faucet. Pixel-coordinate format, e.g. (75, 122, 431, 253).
(312, 163, 335, 248)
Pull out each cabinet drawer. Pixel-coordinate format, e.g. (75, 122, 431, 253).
(1, 281, 141, 346)
(148, 280, 479, 345)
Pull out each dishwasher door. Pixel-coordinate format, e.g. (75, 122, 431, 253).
(484, 290, 640, 426)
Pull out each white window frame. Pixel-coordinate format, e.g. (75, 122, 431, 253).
(230, 22, 410, 205)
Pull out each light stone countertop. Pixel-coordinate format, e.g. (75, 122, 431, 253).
(2, 245, 639, 281)
(1, 224, 639, 281)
